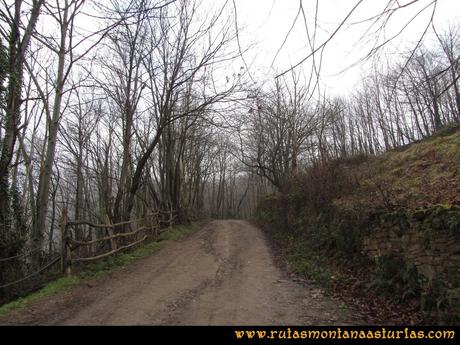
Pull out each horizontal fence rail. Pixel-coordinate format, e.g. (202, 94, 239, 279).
(0, 208, 178, 297)
(62, 209, 178, 275)
(0, 256, 61, 289)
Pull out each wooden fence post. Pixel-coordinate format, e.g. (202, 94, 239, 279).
(105, 215, 117, 251)
(148, 213, 155, 238)
(60, 208, 71, 276)
(65, 240, 72, 277)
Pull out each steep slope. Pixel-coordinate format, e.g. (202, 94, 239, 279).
(258, 124, 460, 324)
(336, 124, 460, 210)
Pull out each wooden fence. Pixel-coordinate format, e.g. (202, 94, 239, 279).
(60, 209, 177, 276)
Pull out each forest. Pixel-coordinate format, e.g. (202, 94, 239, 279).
(0, 0, 459, 323)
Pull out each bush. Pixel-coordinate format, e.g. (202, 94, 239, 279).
(369, 255, 421, 302)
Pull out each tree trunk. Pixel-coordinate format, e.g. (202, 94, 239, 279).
(0, 0, 44, 232)
(33, 2, 69, 265)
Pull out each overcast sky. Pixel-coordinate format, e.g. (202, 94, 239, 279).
(226, 0, 460, 96)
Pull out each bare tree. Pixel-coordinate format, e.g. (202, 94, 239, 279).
(0, 0, 45, 243)
(237, 73, 322, 188)
(114, 0, 241, 221)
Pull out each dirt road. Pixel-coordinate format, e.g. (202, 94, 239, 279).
(0, 220, 361, 325)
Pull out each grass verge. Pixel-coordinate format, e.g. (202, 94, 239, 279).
(260, 221, 433, 324)
(269, 231, 335, 286)
(0, 222, 202, 317)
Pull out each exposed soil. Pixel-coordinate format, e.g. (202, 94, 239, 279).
(0, 220, 363, 325)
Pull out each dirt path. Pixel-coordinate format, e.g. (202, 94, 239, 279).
(0, 220, 362, 325)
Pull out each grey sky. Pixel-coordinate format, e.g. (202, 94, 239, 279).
(227, 0, 460, 96)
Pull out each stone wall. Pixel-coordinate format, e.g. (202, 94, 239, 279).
(362, 205, 460, 310)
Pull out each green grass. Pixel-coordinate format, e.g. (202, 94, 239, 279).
(80, 222, 201, 279)
(0, 276, 80, 317)
(334, 126, 460, 210)
(286, 242, 335, 286)
(270, 232, 335, 286)
(383, 127, 460, 171)
(0, 222, 202, 317)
